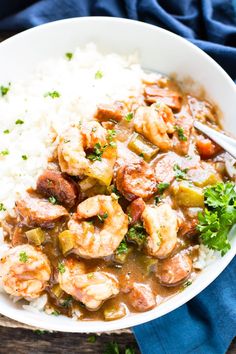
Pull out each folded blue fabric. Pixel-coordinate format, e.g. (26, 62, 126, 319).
(0, 0, 236, 78)
(0, 1, 235, 353)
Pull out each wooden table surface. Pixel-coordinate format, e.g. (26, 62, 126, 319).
(0, 32, 235, 354)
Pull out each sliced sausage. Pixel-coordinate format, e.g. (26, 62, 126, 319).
(128, 283, 156, 312)
(36, 170, 78, 209)
(156, 253, 192, 287)
(15, 195, 69, 229)
(127, 198, 146, 225)
(178, 219, 199, 238)
(144, 86, 182, 112)
(95, 101, 125, 122)
(116, 161, 157, 201)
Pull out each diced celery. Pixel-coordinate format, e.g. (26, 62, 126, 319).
(138, 255, 158, 274)
(174, 182, 204, 207)
(188, 168, 220, 187)
(128, 133, 159, 161)
(104, 303, 127, 321)
(25, 228, 45, 246)
(58, 230, 75, 254)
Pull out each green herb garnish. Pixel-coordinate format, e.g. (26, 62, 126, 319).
(22, 155, 28, 160)
(0, 83, 10, 97)
(157, 182, 170, 194)
(61, 296, 73, 308)
(125, 348, 136, 354)
(48, 196, 57, 204)
(87, 143, 107, 162)
(116, 239, 129, 255)
(44, 91, 60, 98)
(51, 310, 60, 316)
(19, 251, 28, 263)
(3, 129, 9, 134)
(173, 164, 188, 181)
(126, 223, 146, 249)
(0, 149, 9, 156)
(15, 119, 24, 125)
(197, 182, 236, 255)
(87, 335, 97, 343)
(104, 341, 120, 354)
(95, 70, 103, 79)
(65, 52, 73, 60)
(125, 112, 134, 122)
(174, 125, 187, 141)
(58, 262, 66, 274)
(107, 129, 116, 141)
(98, 212, 108, 222)
(0, 203, 6, 211)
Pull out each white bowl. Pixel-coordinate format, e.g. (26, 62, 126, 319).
(0, 17, 235, 333)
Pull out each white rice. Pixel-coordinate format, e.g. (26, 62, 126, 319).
(0, 43, 154, 219)
(193, 244, 217, 270)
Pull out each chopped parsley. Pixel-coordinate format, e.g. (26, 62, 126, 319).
(87, 335, 97, 343)
(0, 203, 6, 211)
(125, 348, 135, 354)
(87, 143, 106, 162)
(44, 91, 60, 98)
(174, 125, 187, 141)
(65, 52, 73, 60)
(0, 83, 10, 97)
(183, 280, 192, 288)
(95, 70, 103, 79)
(61, 296, 73, 308)
(126, 223, 146, 249)
(34, 330, 48, 335)
(154, 195, 162, 205)
(58, 262, 66, 274)
(116, 239, 129, 255)
(173, 164, 188, 181)
(3, 129, 9, 134)
(0, 149, 9, 156)
(19, 251, 28, 263)
(51, 310, 60, 316)
(21, 155, 28, 160)
(104, 341, 120, 354)
(98, 212, 108, 222)
(15, 119, 24, 125)
(107, 129, 117, 141)
(157, 182, 170, 194)
(125, 112, 134, 122)
(48, 196, 57, 204)
(197, 182, 236, 255)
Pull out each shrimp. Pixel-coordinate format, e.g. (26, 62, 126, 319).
(0, 245, 51, 299)
(142, 203, 178, 258)
(58, 121, 117, 186)
(68, 195, 128, 258)
(133, 103, 175, 151)
(58, 258, 119, 310)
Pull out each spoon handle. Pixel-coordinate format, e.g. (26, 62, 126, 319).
(194, 120, 236, 160)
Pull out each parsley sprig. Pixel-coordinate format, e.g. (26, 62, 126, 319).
(197, 182, 236, 255)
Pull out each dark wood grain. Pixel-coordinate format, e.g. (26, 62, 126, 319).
(0, 31, 235, 354)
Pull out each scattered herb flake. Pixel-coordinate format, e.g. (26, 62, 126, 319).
(19, 251, 28, 263)
(58, 262, 66, 274)
(173, 164, 188, 181)
(0, 84, 10, 97)
(15, 119, 24, 125)
(157, 182, 170, 194)
(126, 223, 146, 248)
(107, 129, 116, 141)
(116, 239, 129, 255)
(61, 296, 73, 308)
(22, 155, 28, 160)
(87, 143, 107, 162)
(51, 310, 60, 316)
(0, 203, 6, 211)
(125, 348, 136, 354)
(48, 196, 57, 204)
(174, 125, 187, 141)
(65, 52, 73, 60)
(98, 212, 108, 222)
(0, 149, 9, 156)
(154, 196, 162, 205)
(87, 335, 97, 343)
(34, 330, 48, 335)
(125, 112, 134, 122)
(3, 129, 9, 134)
(104, 341, 120, 354)
(44, 91, 60, 99)
(95, 70, 103, 79)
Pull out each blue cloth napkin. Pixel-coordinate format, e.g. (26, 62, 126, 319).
(0, 1, 235, 353)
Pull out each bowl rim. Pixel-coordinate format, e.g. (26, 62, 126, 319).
(0, 16, 235, 332)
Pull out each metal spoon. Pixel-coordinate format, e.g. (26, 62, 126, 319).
(193, 120, 236, 160)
